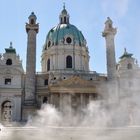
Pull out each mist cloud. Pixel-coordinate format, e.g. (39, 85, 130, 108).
(1, 75, 140, 139)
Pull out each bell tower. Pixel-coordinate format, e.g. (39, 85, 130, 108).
(24, 12, 39, 105)
(102, 17, 117, 80)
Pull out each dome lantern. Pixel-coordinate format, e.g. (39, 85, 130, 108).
(43, 4, 87, 49)
(59, 3, 69, 24)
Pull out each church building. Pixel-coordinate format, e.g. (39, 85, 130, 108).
(0, 5, 140, 123)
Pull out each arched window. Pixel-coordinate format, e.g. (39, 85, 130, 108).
(64, 16, 66, 24)
(127, 63, 132, 69)
(6, 59, 12, 65)
(48, 41, 51, 48)
(47, 59, 50, 71)
(66, 55, 72, 68)
(61, 18, 63, 24)
(2, 101, 12, 122)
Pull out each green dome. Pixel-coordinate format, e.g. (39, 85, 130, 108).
(44, 24, 86, 50)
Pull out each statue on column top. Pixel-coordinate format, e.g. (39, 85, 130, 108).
(105, 17, 113, 30)
(102, 17, 117, 37)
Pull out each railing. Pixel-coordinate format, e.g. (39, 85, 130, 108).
(36, 69, 107, 77)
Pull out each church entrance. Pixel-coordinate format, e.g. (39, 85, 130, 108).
(1, 101, 12, 122)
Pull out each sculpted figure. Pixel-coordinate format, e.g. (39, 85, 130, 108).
(105, 17, 113, 30)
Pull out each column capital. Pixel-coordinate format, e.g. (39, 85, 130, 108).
(102, 17, 117, 37)
(26, 23, 39, 33)
(26, 12, 39, 33)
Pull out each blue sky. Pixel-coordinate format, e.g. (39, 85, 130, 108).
(0, 0, 140, 73)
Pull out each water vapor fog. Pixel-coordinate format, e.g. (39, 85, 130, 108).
(1, 79, 140, 140)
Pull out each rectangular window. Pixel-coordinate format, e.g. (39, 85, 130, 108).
(44, 79, 48, 86)
(5, 78, 11, 85)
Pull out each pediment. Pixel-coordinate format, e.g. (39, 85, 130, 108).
(0, 67, 23, 75)
(54, 76, 95, 88)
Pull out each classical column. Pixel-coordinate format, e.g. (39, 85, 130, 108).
(102, 17, 117, 80)
(24, 12, 39, 105)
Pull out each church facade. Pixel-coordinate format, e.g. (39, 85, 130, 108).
(0, 6, 140, 123)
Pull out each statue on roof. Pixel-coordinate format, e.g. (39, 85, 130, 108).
(119, 48, 133, 59)
(10, 42, 13, 48)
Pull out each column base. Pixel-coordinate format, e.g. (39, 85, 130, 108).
(22, 105, 37, 122)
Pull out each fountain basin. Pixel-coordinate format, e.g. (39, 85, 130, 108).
(1, 126, 140, 140)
